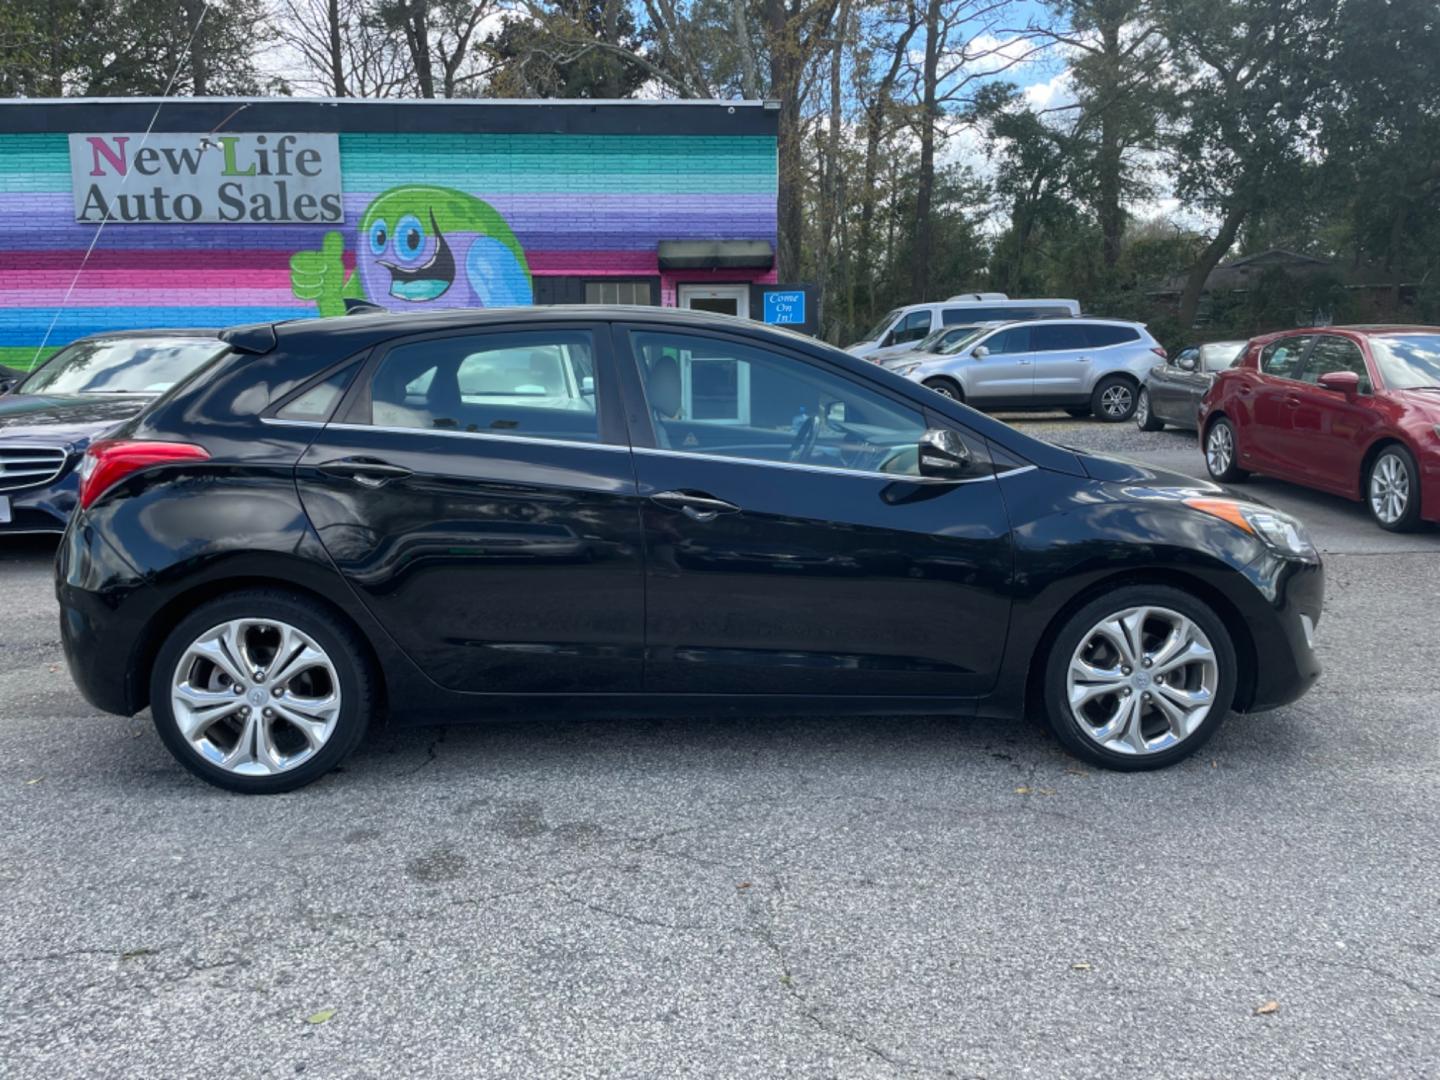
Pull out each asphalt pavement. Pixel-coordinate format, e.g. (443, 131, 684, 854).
(2, 417, 1438, 1078)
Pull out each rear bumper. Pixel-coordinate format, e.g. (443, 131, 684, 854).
(55, 514, 147, 716)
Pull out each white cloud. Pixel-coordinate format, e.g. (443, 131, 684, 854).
(1022, 69, 1074, 111)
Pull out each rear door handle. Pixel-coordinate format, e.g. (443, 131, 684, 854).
(650, 490, 740, 522)
(317, 457, 413, 488)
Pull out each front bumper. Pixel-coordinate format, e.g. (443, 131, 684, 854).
(1, 470, 77, 535)
(1240, 553, 1324, 712)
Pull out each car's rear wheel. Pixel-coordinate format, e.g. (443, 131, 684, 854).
(923, 377, 963, 402)
(1041, 585, 1237, 770)
(1135, 387, 1164, 431)
(149, 590, 375, 793)
(1204, 417, 1249, 482)
(1091, 375, 1138, 422)
(1367, 444, 1422, 532)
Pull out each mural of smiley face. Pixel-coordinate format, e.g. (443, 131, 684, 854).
(355, 185, 533, 309)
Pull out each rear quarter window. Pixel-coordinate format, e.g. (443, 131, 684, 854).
(1083, 325, 1141, 347)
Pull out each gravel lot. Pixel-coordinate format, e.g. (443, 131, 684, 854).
(2, 416, 1438, 1078)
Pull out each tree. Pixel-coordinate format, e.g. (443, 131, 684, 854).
(487, 0, 650, 98)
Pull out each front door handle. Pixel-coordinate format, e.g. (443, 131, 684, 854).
(1284, 393, 1302, 407)
(317, 457, 413, 488)
(650, 490, 740, 522)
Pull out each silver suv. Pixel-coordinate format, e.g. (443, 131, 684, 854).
(882, 318, 1165, 421)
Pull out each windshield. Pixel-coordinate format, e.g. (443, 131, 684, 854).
(936, 328, 992, 356)
(913, 328, 955, 352)
(20, 336, 225, 395)
(860, 309, 901, 343)
(1370, 334, 1440, 390)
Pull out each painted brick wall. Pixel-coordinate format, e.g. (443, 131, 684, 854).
(0, 124, 778, 371)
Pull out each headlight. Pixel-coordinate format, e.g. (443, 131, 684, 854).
(1184, 497, 1317, 558)
(891, 362, 920, 377)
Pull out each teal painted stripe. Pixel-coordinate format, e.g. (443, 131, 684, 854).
(339, 172, 775, 194)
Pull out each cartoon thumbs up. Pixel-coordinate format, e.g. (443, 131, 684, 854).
(290, 231, 349, 318)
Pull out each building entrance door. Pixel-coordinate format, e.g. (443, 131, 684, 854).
(678, 284, 750, 320)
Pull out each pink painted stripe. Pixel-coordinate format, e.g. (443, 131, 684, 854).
(0, 268, 292, 290)
(526, 251, 658, 274)
(0, 287, 305, 307)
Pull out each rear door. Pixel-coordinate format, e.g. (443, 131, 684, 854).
(618, 323, 1015, 697)
(1148, 348, 1196, 423)
(1247, 335, 1314, 473)
(293, 321, 645, 694)
(1029, 323, 1095, 403)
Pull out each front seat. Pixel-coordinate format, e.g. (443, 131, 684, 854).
(647, 356, 682, 449)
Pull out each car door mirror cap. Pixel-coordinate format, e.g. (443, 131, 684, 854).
(972, 345, 990, 360)
(1317, 371, 1361, 396)
(918, 428, 972, 479)
(1178, 356, 1197, 372)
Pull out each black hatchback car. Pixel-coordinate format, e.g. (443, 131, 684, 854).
(56, 307, 1324, 793)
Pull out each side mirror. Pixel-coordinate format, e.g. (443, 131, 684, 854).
(1317, 370, 1360, 397)
(918, 428, 972, 480)
(1177, 355, 1196, 372)
(580, 375, 595, 395)
(971, 345, 990, 360)
(0, 378, 16, 397)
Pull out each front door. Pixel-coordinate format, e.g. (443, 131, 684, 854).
(679, 284, 750, 320)
(617, 323, 1015, 697)
(964, 324, 1034, 405)
(294, 322, 645, 694)
(1286, 333, 1380, 493)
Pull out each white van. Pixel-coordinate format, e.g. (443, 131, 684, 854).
(847, 294, 1082, 361)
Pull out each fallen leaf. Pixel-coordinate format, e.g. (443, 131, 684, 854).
(24, 778, 42, 786)
(1254, 1000, 1279, 1016)
(736, 882, 752, 890)
(305, 1008, 337, 1025)
(1014, 786, 1031, 795)
(1071, 961, 1092, 972)
(1065, 767, 1089, 778)
(121, 947, 156, 961)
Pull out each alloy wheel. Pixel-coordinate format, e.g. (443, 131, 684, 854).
(1369, 452, 1410, 525)
(1066, 605, 1219, 756)
(1100, 383, 1133, 418)
(170, 618, 342, 776)
(1135, 389, 1150, 426)
(1206, 423, 1233, 475)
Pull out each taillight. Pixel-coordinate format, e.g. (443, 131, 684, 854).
(78, 439, 210, 509)
(1151, 346, 1167, 359)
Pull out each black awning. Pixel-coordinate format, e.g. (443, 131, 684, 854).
(658, 240, 774, 270)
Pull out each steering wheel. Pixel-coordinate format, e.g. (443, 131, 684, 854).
(787, 414, 818, 463)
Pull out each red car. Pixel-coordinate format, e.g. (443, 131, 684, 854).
(1198, 325, 1440, 531)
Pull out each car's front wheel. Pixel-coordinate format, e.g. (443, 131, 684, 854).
(149, 590, 375, 793)
(1091, 375, 1138, 422)
(1367, 444, 1422, 532)
(1041, 585, 1237, 770)
(1135, 387, 1164, 431)
(922, 376, 964, 402)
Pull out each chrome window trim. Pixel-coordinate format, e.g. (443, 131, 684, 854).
(633, 444, 1035, 485)
(259, 417, 327, 429)
(323, 420, 630, 455)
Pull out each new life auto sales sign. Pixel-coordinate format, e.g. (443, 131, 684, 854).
(69, 133, 343, 224)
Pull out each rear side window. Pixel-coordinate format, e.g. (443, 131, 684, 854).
(1031, 324, 1089, 351)
(1301, 335, 1371, 391)
(368, 330, 599, 442)
(1260, 337, 1312, 379)
(1083, 325, 1140, 348)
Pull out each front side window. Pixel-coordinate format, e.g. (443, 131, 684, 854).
(1200, 343, 1245, 371)
(983, 326, 1032, 355)
(892, 311, 933, 344)
(1299, 335, 1371, 390)
(1260, 336, 1313, 379)
(368, 330, 599, 442)
(632, 330, 930, 477)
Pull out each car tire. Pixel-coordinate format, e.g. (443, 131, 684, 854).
(1041, 584, 1238, 771)
(1091, 375, 1138, 422)
(1366, 444, 1423, 532)
(149, 589, 376, 794)
(922, 377, 964, 403)
(1064, 406, 1092, 419)
(1135, 387, 1164, 431)
(1204, 417, 1249, 482)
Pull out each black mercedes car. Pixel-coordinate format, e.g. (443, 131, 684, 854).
(55, 307, 1323, 793)
(0, 330, 224, 534)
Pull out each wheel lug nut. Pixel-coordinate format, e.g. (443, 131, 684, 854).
(272, 686, 284, 697)
(1142, 658, 1152, 668)
(263, 707, 274, 718)
(1122, 666, 1132, 675)
(253, 670, 266, 683)
(232, 684, 244, 695)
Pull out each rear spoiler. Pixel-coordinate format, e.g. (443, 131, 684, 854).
(219, 322, 277, 355)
